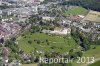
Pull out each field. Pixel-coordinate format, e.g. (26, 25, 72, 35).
(17, 31, 100, 66)
(83, 10, 100, 22)
(72, 45, 100, 66)
(87, 60, 100, 66)
(17, 32, 79, 54)
(63, 7, 88, 16)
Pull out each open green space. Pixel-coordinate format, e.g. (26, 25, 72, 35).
(17, 32, 79, 54)
(72, 45, 100, 66)
(87, 60, 100, 66)
(63, 7, 88, 16)
(17, 31, 100, 66)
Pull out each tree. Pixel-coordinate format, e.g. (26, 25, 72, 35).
(45, 39, 48, 42)
(5, 40, 19, 53)
(76, 51, 83, 57)
(0, 4, 9, 9)
(37, 40, 41, 44)
(28, 40, 32, 44)
(11, 37, 16, 41)
(80, 36, 90, 51)
(34, 56, 39, 62)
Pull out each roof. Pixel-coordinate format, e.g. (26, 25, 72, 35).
(83, 10, 100, 22)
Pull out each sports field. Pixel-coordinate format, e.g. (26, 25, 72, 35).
(63, 7, 88, 16)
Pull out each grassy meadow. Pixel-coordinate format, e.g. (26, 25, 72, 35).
(63, 7, 88, 16)
(72, 45, 100, 66)
(87, 60, 100, 66)
(17, 32, 79, 54)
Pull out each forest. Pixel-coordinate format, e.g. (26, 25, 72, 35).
(63, 0, 100, 11)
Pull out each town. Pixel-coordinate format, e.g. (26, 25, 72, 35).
(0, 0, 100, 66)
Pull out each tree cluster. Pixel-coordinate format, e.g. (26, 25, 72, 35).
(67, 0, 100, 11)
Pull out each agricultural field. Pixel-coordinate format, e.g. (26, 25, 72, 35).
(63, 7, 88, 16)
(83, 10, 100, 23)
(17, 31, 79, 54)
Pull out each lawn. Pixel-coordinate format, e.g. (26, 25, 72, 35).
(17, 32, 78, 54)
(63, 7, 88, 16)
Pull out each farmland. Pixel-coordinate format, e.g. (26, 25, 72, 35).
(83, 10, 100, 23)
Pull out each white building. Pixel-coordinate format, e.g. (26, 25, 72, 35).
(50, 28, 71, 35)
(42, 28, 71, 35)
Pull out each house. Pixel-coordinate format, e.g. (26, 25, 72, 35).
(1, 47, 9, 57)
(42, 16, 55, 21)
(0, 22, 21, 39)
(2, 57, 9, 66)
(38, 4, 46, 11)
(7, 11, 12, 16)
(1, 47, 9, 66)
(59, 19, 72, 26)
(80, 27, 91, 33)
(68, 15, 84, 22)
(31, 6, 38, 14)
(0, 10, 2, 18)
(42, 30, 51, 33)
(9, 60, 22, 66)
